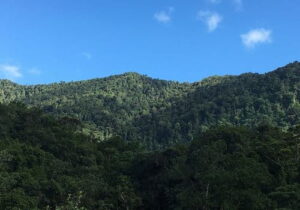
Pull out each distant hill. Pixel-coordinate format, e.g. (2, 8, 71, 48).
(1, 62, 300, 148)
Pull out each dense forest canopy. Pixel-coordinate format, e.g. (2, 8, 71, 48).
(0, 103, 299, 209)
(0, 62, 299, 148)
(0, 62, 300, 209)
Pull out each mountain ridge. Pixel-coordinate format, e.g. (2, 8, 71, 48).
(2, 61, 299, 87)
(0, 61, 300, 148)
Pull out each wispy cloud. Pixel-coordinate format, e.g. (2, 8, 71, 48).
(0, 64, 22, 80)
(28, 68, 41, 75)
(154, 7, 174, 24)
(197, 11, 223, 32)
(82, 52, 92, 60)
(241, 28, 272, 48)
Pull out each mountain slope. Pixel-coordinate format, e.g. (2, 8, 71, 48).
(0, 73, 191, 144)
(1, 103, 300, 209)
(0, 62, 300, 148)
(135, 62, 300, 147)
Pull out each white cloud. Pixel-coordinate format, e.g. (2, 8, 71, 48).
(154, 7, 174, 24)
(197, 11, 223, 32)
(28, 68, 41, 75)
(0, 64, 22, 80)
(82, 52, 92, 60)
(241, 28, 272, 48)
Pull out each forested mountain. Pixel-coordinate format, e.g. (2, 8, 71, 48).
(1, 62, 300, 209)
(0, 103, 300, 209)
(137, 62, 300, 147)
(0, 72, 191, 147)
(0, 62, 300, 148)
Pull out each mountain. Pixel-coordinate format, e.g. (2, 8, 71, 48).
(1, 62, 300, 148)
(137, 62, 300, 146)
(1, 63, 300, 209)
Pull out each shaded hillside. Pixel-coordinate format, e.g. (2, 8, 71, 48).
(1, 103, 300, 209)
(0, 103, 143, 209)
(0, 62, 300, 147)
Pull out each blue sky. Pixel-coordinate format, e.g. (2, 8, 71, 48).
(0, 0, 299, 84)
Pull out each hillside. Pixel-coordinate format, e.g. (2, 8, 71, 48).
(136, 62, 300, 147)
(0, 103, 300, 209)
(0, 62, 300, 148)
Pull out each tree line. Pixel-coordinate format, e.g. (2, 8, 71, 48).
(1, 62, 300, 148)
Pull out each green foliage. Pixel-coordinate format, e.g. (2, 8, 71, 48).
(1, 62, 300, 209)
(131, 125, 300, 210)
(1, 62, 300, 148)
(55, 192, 87, 210)
(0, 103, 300, 209)
(0, 103, 142, 209)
